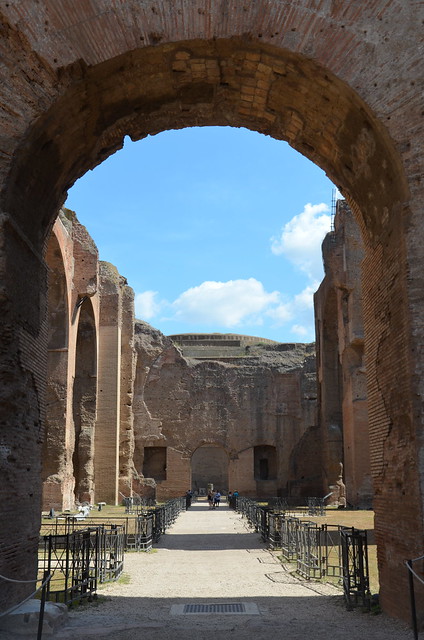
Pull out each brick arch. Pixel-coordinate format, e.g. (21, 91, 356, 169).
(191, 443, 229, 494)
(0, 1, 422, 624)
(4, 38, 408, 247)
(42, 228, 70, 510)
(72, 297, 97, 505)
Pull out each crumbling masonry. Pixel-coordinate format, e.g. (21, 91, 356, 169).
(0, 1, 423, 626)
(43, 209, 323, 507)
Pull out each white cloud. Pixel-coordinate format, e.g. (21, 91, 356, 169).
(266, 302, 293, 324)
(135, 291, 163, 320)
(291, 324, 310, 337)
(134, 279, 320, 342)
(293, 283, 319, 310)
(172, 278, 279, 327)
(260, 283, 318, 344)
(271, 202, 331, 281)
(135, 279, 321, 342)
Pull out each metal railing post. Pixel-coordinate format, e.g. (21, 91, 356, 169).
(36, 571, 50, 640)
(407, 559, 419, 640)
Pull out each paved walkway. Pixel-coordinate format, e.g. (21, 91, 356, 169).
(47, 501, 411, 639)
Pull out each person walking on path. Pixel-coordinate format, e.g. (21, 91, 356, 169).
(213, 490, 221, 508)
(185, 489, 193, 510)
(207, 490, 213, 509)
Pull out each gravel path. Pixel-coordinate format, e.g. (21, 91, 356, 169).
(48, 502, 411, 639)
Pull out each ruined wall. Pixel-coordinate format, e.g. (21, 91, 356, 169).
(43, 209, 100, 510)
(0, 0, 422, 621)
(133, 323, 318, 500)
(42, 210, 137, 510)
(314, 201, 372, 508)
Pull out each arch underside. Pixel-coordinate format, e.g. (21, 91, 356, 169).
(4, 39, 407, 249)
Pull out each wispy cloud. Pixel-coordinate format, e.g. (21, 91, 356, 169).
(135, 278, 318, 342)
(271, 202, 331, 281)
(291, 324, 310, 337)
(135, 291, 164, 320)
(172, 278, 279, 327)
(134, 202, 330, 341)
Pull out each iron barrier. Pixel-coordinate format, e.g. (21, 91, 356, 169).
(406, 555, 424, 640)
(40, 497, 185, 552)
(38, 525, 124, 606)
(38, 497, 185, 607)
(235, 496, 371, 611)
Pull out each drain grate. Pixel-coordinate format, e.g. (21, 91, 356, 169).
(184, 603, 245, 614)
(171, 602, 260, 615)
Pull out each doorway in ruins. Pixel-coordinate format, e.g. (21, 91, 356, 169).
(191, 445, 229, 494)
(1, 7, 417, 623)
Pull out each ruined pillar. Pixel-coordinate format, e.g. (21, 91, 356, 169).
(315, 201, 372, 507)
(94, 262, 123, 505)
(118, 283, 136, 498)
(334, 203, 372, 507)
(314, 266, 344, 495)
(0, 213, 47, 610)
(42, 210, 100, 510)
(42, 224, 72, 511)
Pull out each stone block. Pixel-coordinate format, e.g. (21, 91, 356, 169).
(0, 600, 67, 636)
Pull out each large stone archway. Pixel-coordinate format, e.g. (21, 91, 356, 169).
(0, 1, 422, 623)
(191, 444, 229, 494)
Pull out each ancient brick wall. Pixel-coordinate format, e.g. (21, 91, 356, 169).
(94, 262, 137, 505)
(42, 210, 101, 511)
(43, 212, 137, 511)
(314, 201, 373, 508)
(0, 0, 422, 623)
(133, 323, 318, 500)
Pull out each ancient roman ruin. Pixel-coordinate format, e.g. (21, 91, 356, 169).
(0, 0, 423, 627)
(42, 200, 371, 511)
(44, 209, 321, 508)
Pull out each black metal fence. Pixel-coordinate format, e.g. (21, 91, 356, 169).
(234, 496, 371, 611)
(38, 525, 124, 606)
(406, 555, 424, 640)
(123, 495, 156, 515)
(38, 497, 186, 605)
(40, 497, 186, 552)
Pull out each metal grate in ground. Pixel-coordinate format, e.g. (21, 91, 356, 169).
(171, 602, 260, 615)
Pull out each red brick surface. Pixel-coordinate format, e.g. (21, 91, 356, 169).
(0, 0, 423, 625)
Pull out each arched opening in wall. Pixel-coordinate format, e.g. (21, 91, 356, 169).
(66, 126, 334, 345)
(73, 298, 97, 504)
(254, 445, 277, 481)
(191, 445, 229, 494)
(143, 446, 167, 482)
(1, 29, 413, 621)
(42, 230, 69, 511)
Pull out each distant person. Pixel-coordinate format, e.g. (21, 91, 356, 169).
(185, 490, 192, 510)
(213, 490, 221, 508)
(227, 491, 232, 503)
(207, 490, 213, 509)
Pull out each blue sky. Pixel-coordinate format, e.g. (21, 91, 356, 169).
(65, 126, 335, 343)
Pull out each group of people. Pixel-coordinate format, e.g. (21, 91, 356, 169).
(185, 488, 239, 510)
(207, 489, 221, 509)
(206, 489, 238, 508)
